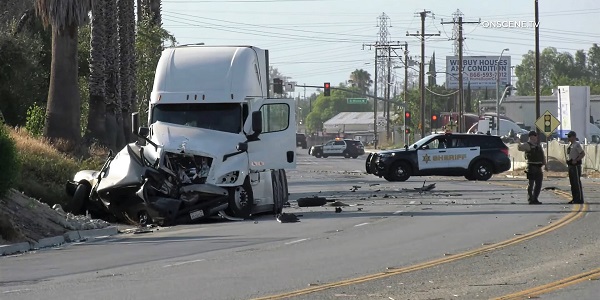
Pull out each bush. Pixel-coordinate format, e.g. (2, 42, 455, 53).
(25, 102, 45, 137)
(0, 124, 21, 197)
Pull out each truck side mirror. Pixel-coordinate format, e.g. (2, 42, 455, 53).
(138, 127, 150, 137)
(252, 111, 262, 135)
(131, 112, 140, 135)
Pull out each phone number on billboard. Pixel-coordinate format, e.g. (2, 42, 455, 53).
(464, 72, 508, 79)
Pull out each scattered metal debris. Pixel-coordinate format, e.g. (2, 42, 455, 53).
(330, 201, 350, 207)
(335, 207, 343, 213)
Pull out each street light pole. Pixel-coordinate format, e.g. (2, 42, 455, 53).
(496, 48, 509, 136)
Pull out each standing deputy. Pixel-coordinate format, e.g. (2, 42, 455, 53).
(517, 131, 546, 204)
(566, 131, 585, 204)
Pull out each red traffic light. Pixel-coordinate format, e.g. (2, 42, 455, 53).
(432, 115, 437, 120)
(405, 112, 411, 118)
(324, 82, 330, 89)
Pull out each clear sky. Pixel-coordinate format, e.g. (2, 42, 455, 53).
(161, 0, 600, 95)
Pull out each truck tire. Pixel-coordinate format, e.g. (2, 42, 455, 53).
(226, 177, 254, 219)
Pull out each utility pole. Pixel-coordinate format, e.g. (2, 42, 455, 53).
(407, 10, 439, 138)
(534, 0, 541, 134)
(441, 14, 479, 132)
(404, 42, 409, 145)
(363, 41, 404, 149)
(386, 46, 392, 142)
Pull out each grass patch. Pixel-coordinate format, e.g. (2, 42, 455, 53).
(8, 127, 108, 208)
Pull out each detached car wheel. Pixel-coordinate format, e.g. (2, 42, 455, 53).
(69, 183, 90, 215)
(472, 160, 493, 181)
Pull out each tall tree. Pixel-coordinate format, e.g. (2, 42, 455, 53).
(103, 0, 122, 150)
(85, 0, 108, 146)
(428, 52, 436, 87)
(35, 0, 92, 144)
(117, 0, 136, 143)
(348, 69, 373, 95)
(588, 43, 600, 80)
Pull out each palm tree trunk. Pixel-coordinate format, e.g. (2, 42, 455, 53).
(44, 24, 81, 145)
(117, 0, 131, 144)
(85, 0, 108, 146)
(104, 0, 120, 150)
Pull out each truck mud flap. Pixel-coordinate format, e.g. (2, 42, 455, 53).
(147, 196, 228, 225)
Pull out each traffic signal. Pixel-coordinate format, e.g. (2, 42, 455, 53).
(405, 111, 412, 125)
(544, 114, 551, 132)
(273, 78, 283, 94)
(405, 128, 410, 134)
(505, 84, 512, 96)
(431, 114, 439, 128)
(324, 82, 331, 96)
(490, 117, 496, 130)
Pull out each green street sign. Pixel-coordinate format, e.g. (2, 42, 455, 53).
(347, 98, 368, 104)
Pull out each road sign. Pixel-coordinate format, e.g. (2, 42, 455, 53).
(347, 98, 368, 104)
(285, 81, 296, 92)
(446, 121, 457, 132)
(535, 110, 561, 137)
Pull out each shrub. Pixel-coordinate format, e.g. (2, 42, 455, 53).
(0, 124, 20, 197)
(25, 102, 46, 137)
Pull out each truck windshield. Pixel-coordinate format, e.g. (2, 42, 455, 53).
(151, 103, 242, 134)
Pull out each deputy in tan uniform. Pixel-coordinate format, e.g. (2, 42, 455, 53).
(566, 131, 585, 204)
(517, 131, 546, 204)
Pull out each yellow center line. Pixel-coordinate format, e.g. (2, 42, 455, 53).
(252, 186, 587, 300)
(493, 262, 599, 300)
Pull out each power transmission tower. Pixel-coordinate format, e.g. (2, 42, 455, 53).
(441, 14, 480, 133)
(407, 10, 440, 138)
(451, 9, 463, 56)
(363, 40, 404, 149)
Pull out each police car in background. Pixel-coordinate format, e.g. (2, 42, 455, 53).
(365, 133, 511, 181)
(309, 138, 365, 159)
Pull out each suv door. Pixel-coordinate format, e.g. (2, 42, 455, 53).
(416, 136, 450, 170)
(323, 140, 335, 155)
(444, 136, 476, 169)
(333, 140, 346, 154)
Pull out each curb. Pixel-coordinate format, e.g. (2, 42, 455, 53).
(0, 226, 119, 256)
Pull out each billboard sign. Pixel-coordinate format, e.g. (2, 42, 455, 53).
(445, 56, 511, 90)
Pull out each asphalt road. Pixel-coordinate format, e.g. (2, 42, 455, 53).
(1, 149, 598, 300)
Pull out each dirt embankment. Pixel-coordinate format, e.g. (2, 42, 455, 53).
(0, 189, 111, 246)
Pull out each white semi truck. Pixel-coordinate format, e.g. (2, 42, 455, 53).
(67, 45, 297, 225)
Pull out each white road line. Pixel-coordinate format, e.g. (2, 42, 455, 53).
(354, 222, 370, 227)
(393, 210, 404, 215)
(163, 259, 205, 268)
(2, 289, 32, 294)
(409, 201, 416, 204)
(284, 238, 309, 245)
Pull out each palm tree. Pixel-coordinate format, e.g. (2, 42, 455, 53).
(85, 0, 108, 146)
(348, 69, 373, 95)
(117, 0, 135, 143)
(104, 0, 122, 150)
(35, 0, 92, 145)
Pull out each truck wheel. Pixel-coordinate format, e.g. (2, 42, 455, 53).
(272, 170, 284, 215)
(226, 177, 254, 219)
(387, 161, 411, 182)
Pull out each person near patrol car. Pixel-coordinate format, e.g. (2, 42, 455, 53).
(566, 131, 585, 204)
(517, 130, 546, 205)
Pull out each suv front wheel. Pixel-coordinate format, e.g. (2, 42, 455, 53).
(385, 161, 411, 182)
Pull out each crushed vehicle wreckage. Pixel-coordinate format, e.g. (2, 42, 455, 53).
(65, 45, 297, 226)
(65, 122, 232, 226)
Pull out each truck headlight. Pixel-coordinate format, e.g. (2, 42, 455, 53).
(218, 171, 240, 184)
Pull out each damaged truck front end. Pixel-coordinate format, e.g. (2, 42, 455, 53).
(65, 114, 231, 226)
